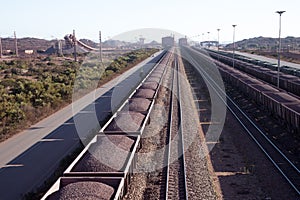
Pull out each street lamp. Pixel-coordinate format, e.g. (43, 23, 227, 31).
(217, 28, 220, 52)
(232, 25, 237, 68)
(276, 11, 285, 88)
(217, 29, 220, 60)
(207, 31, 210, 48)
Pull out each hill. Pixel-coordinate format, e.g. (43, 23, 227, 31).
(225, 36, 300, 51)
(1, 37, 55, 52)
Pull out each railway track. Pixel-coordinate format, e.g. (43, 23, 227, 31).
(161, 53, 188, 200)
(224, 85, 300, 168)
(181, 47, 300, 197)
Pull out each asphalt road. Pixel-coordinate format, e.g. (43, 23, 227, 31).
(0, 51, 165, 200)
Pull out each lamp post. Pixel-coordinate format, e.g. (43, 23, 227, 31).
(276, 11, 285, 88)
(232, 25, 237, 68)
(217, 28, 220, 52)
(217, 29, 220, 60)
(207, 31, 210, 48)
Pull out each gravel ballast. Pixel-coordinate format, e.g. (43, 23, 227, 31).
(177, 54, 218, 200)
(149, 72, 163, 78)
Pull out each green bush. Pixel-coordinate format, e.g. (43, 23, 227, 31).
(0, 48, 159, 140)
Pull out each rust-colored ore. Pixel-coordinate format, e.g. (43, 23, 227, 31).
(73, 135, 134, 172)
(121, 98, 151, 112)
(146, 77, 160, 83)
(264, 92, 299, 103)
(47, 181, 114, 200)
(250, 84, 280, 92)
(105, 111, 146, 132)
(134, 89, 155, 99)
(140, 81, 158, 90)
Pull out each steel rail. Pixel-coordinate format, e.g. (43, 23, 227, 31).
(165, 51, 188, 200)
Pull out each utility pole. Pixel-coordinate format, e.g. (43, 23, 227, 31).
(99, 31, 102, 62)
(73, 30, 77, 62)
(58, 39, 63, 56)
(0, 36, 2, 58)
(14, 31, 18, 57)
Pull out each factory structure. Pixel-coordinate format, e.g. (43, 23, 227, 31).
(162, 36, 175, 48)
(162, 35, 189, 48)
(178, 37, 188, 46)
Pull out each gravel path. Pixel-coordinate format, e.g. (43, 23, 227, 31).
(177, 52, 219, 200)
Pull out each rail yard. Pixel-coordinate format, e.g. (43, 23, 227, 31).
(30, 44, 299, 199)
(0, 36, 300, 199)
(2, 0, 300, 199)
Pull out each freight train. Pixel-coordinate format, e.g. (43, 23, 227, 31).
(42, 51, 172, 200)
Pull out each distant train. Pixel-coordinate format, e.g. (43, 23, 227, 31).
(187, 47, 299, 133)
(215, 59, 300, 133)
(206, 49, 300, 97)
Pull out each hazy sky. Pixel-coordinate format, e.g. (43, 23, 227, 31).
(1, 0, 299, 43)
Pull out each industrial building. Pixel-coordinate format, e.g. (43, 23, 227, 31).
(162, 36, 174, 48)
(179, 37, 188, 46)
